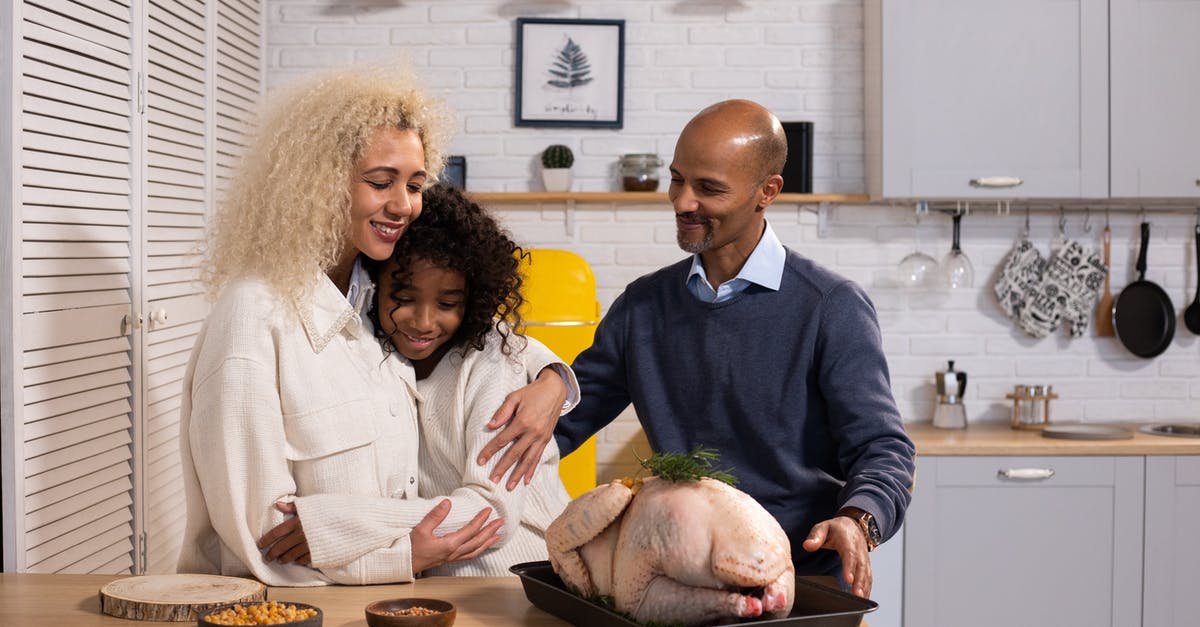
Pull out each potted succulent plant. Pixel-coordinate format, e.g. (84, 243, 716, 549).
(540, 144, 575, 192)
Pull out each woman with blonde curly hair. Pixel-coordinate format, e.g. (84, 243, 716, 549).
(178, 64, 574, 586)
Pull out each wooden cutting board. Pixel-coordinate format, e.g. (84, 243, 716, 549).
(99, 573, 266, 621)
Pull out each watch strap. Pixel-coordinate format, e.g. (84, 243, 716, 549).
(838, 507, 881, 552)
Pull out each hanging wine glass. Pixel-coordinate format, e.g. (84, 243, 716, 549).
(897, 205, 939, 290)
(942, 210, 974, 289)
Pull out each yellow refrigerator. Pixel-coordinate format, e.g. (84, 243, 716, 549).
(517, 249, 600, 498)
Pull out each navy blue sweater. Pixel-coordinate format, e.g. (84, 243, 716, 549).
(555, 250, 916, 576)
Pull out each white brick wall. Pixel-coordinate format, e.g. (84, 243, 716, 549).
(267, 0, 865, 194)
(266, 1, 1200, 482)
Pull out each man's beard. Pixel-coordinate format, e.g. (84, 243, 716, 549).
(676, 220, 713, 254)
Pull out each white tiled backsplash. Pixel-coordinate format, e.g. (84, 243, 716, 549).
(498, 202, 1200, 480)
(266, 1, 1199, 480)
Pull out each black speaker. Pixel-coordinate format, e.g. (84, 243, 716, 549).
(781, 121, 813, 193)
(440, 155, 466, 190)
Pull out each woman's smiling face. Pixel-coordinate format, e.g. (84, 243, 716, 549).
(347, 127, 427, 262)
(377, 257, 467, 377)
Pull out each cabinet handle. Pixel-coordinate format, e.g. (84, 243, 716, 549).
(150, 308, 168, 324)
(121, 313, 143, 336)
(997, 468, 1055, 480)
(969, 176, 1023, 188)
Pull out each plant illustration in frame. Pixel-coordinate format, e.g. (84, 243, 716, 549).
(547, 37, 594, 90)
(515, 18, 624, 128)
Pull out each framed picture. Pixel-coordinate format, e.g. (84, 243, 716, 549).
(515, 17, 625, 128)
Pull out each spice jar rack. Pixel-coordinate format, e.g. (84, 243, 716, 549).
(1006, 384, 1059, 430)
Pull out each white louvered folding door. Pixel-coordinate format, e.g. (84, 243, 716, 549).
(138, 0, 261, 575)
(214, 0, 260, 194)
(15, 0, 139, 576)
(138, 0, 210, 575)
(1, 0, 261, 574)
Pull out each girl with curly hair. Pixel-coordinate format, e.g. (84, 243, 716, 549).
(178, 64, 574, 586)
(363, 185, 573, 576)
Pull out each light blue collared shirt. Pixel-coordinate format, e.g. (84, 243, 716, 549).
(686, 221, 785, 303)
(346, 257, 376, 317)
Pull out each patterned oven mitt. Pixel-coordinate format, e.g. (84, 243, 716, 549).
(1018, 239, 1107, 338)
(993, 238, 1046, 320)
(1053, 240, 1107, 337)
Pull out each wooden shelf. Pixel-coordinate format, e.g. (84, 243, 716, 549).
(466, 192, 870, 204)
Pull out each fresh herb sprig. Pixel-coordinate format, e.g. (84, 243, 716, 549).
(637, 447, 737, 485)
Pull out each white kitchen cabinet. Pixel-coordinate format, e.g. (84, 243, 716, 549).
(1, 0, 262, 574)
(904, 456, 1144, 627)
(1143, 456, 1200, 627)
(865, 0, 1109, 199)
(869, 523, 903, 627)
(1110, 0, 1200, 198)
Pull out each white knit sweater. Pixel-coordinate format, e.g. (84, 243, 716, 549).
(412, 328, 574, 577)
(178, 275, 573, 586)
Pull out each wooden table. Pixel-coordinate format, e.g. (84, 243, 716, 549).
(0, 573, 564, 626)
(0, 572, 858, 626)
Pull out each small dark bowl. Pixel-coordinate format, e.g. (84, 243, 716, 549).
(198, 600, 322, 627)
(364, 598, 456, 627)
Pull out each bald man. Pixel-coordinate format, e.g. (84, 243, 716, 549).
(554, 100, 915, 598)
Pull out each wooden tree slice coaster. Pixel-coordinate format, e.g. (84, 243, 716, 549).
(99, 573, 266, 621)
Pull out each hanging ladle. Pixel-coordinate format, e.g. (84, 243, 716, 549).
(1185, 213, 1200, 334)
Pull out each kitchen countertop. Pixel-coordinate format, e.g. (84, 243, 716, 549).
(0, 572, 853, 626)
(907, 421, 1200, 456)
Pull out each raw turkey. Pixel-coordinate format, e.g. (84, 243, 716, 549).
(546, 475, 795, 626)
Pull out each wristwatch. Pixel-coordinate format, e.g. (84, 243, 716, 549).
(839, 507, 881, 552)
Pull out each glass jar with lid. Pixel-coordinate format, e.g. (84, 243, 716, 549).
(619, 153, 663, 191)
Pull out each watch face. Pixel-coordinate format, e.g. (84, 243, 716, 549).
(864, 515, 882, 547)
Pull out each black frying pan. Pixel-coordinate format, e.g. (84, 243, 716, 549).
(1113, 222, 1175, 358)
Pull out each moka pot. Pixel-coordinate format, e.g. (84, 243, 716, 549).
(933, 360, 968, 429)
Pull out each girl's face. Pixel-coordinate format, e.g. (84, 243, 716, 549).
(348, 127, 427, 262)
(378, 257, 467, 376)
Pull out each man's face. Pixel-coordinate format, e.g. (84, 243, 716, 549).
(667, 126, 767, 256)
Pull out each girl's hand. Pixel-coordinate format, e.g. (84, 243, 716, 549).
(257, 501, 312, 566)
(478, 367, 566, 490)
(410, 500, 503, 573)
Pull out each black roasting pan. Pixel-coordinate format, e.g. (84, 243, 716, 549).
(510, 561, 876, 627)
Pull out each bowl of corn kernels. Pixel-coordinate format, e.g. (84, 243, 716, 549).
(364, 598, 455, 627)
(198, 600, 321, 627)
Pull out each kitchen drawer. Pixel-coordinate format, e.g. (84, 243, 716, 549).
(1173, 455, 1200, 484)
(927, 455, 1123, 487)
(905, 455, 1143, 627)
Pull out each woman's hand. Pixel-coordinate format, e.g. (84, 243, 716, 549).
(410, 500, 504, 574)
(478, 367, 566, 490)
(257, 501, 311, 566)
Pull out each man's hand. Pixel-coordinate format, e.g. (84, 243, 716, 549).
(257, 501, 311, 566)
(478, 367, 566, 490)
(410, 500, 504, 574)
(801, 516, 873, 598)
